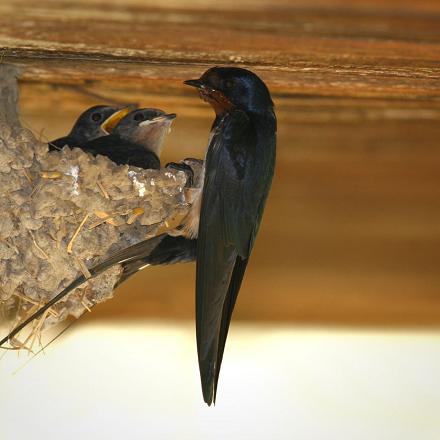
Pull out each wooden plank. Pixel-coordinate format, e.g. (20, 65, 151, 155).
(1, 0, 440, 98)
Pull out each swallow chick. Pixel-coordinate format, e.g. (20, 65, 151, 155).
(183, 67, 276, 405)
(48, 105, 134, 151)
(82, 108, 176, 169)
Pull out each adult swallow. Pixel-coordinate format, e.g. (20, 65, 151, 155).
(48, 105, 134, 151)
(81, 108, 176, 169)
(183, 67, 276, 405)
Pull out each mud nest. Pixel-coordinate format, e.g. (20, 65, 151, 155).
(0, 65, 193, 348)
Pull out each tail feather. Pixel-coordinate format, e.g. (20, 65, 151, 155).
(212, 256, 248, 404)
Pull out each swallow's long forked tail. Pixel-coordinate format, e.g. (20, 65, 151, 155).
(0, 234, 196, 348)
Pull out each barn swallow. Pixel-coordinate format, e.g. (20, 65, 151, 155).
(81, 108, 176, 169)
(48, 105, 135, 151)
(184, 67, 276, 405)
(0, 68, 276, 408)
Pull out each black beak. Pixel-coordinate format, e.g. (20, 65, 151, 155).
(184, 79, 205, 89)
(145, 113, 177, 125)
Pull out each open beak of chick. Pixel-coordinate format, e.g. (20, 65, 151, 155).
(101, 104, 138, 134)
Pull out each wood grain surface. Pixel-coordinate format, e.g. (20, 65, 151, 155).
(1, 0, 440, 325)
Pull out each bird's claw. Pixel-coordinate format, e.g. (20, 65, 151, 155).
(165, 161, 195, 187)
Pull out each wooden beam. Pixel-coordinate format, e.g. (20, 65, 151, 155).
(1, 0, 440, 98)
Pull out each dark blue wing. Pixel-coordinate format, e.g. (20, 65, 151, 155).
(83, 135, 160, 169)
(196, 109, 276, 404)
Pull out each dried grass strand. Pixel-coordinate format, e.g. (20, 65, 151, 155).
(67, 213, 89, 254)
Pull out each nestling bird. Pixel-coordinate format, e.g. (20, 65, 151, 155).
(48, 104, 135, 151)
(81, 108, 176, 169)
(0, 68, 276, 408)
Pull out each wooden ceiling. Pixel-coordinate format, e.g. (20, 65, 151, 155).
(1, 0, 440, 325)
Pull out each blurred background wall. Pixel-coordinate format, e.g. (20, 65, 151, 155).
(1, 0, 440, 438)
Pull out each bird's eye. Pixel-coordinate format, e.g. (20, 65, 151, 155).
(134, 113, 145, 121)
(91, 112, 102, 122)
(224, 79, 234, 89)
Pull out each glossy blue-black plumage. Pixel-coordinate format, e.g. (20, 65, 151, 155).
(189, 67, 277, 405)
